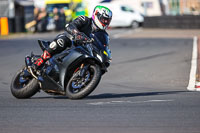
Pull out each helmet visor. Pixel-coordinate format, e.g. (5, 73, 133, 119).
(97, 12, 111, 26)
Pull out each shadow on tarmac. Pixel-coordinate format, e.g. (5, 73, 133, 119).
(31, 90, 190, 100)
(87, 90, 190, 100)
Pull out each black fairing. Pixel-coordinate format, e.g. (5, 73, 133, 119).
(38, 40, 50, 51)
(92, 31, 110, 46)
(91, 31, 112, 64)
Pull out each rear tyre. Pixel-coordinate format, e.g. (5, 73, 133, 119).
(65, 64, 101, 99)
(10, 66, 39, 99)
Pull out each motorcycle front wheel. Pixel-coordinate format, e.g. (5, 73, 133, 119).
(65, 64, 101, 99)
(10, 66, 39, 99)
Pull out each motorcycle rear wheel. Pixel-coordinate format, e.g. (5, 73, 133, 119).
(10, 66, 39, 99)
(65, 64, 101, 99)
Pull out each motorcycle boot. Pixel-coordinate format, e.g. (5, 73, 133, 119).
(25, 50, 51, 74)
(34, 50, 51, 70)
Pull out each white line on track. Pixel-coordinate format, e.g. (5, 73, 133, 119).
(88, 99, 174, 105)
(187, 36, 198, 91)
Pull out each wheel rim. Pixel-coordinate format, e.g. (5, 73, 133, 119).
(14, 68, 33, 90)
(69, 66, 94, 94)
(72, 71, 90, 89)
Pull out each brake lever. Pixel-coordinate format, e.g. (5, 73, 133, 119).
(90, 38, 94, 43)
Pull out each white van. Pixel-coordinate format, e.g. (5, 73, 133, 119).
(99, 3, 144, 28)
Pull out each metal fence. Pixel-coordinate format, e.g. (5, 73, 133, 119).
(144, 15, 200, 29)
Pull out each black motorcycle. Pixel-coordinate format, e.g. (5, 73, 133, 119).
(10, 31, 111, 99)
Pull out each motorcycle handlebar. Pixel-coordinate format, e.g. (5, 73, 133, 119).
(83, 38, 94, 44)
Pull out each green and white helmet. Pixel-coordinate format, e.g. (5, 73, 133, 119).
(92, 5, 112, 30)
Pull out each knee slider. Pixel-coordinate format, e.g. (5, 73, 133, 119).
(49, 41, 57, 50)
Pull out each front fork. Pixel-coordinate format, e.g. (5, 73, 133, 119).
(79, 63, 89, 78)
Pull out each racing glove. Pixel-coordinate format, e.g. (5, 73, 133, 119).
(74, 32, 90, 45)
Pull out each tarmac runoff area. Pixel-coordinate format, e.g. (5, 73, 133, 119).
(109, 28, 200, 92)
(110, 28, 200, 39)
(121, 28, 200, 92)
(110, 28, 200, 87)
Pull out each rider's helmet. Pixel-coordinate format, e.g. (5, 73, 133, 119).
(92, 5, 112, 30)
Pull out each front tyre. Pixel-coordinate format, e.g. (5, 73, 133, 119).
(10, 66, 39, 99)
(66, 64, 101, 99)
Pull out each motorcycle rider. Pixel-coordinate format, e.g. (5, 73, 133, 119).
(29, 5, 112, 72)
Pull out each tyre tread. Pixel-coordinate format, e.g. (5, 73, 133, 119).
(10, 66, 39, 99)
(66, 64, 101, 99)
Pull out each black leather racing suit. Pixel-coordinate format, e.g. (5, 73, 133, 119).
(32, 15, 110, 70)
(34, 15, 109, 69)
(47, 15, 109, 56)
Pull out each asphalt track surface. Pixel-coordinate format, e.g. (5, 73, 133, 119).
(0, 29, 200, 133)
